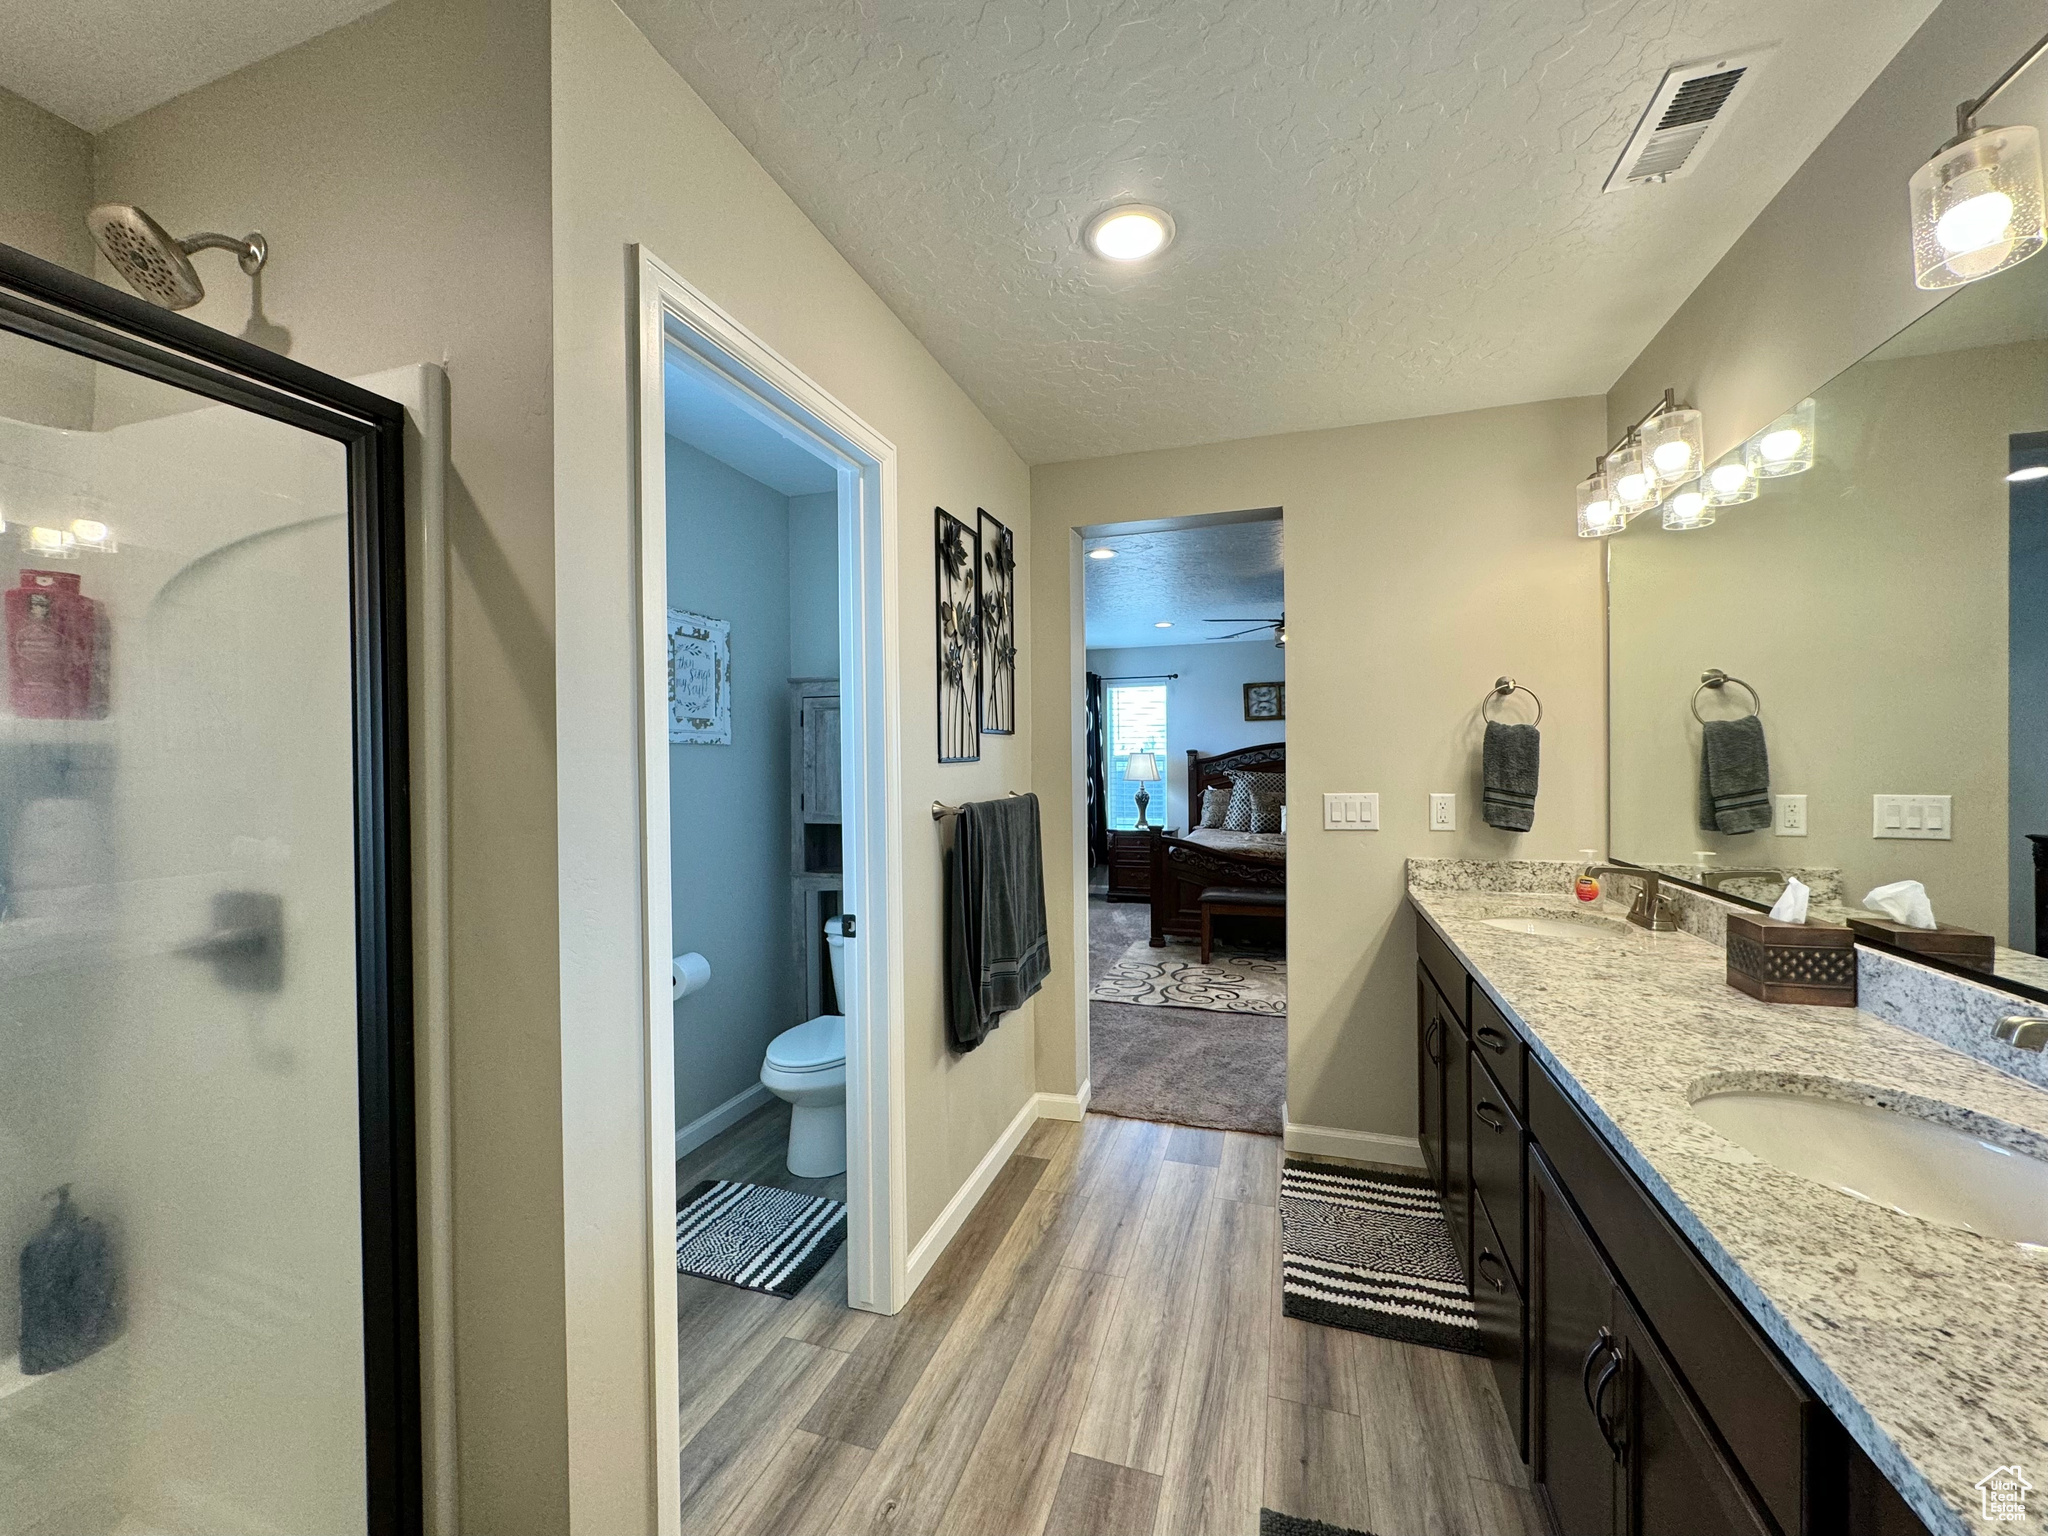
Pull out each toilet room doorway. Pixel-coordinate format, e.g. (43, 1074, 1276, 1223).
(633, 250, 908, 1496)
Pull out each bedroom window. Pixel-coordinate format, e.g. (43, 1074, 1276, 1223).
(1106, 682, 1168, 829)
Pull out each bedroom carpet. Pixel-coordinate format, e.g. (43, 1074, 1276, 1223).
(1088, 896, 1286, 1134)
(1090, 936, 1286, 1016)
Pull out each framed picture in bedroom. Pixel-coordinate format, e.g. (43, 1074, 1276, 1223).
(977, 508, 1015, 735)
(935, 506, 981, 762)
(1243, 681, 1285, 722)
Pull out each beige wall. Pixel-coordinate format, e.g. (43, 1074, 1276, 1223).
(1611, 337, 2045, 938)
(1033, 398, 1608, 1145)
(89, 2, 570, 1529)
(1607, 0, 2048, 452)
(0, 84, 94, 427)
(550, 0, 1038, 1523)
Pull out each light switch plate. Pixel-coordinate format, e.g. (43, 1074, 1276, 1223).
(1324, 792, 1379, 831)
(1872, 794, 1952, 840)
(1429, 793, 1456, 831)
(1773, 794, 1807, 836)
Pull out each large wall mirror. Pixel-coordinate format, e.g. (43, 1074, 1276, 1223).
(1608, 251, 2048, 1000)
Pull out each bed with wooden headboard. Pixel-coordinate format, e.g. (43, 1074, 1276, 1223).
(1148, 741, 1286, 947)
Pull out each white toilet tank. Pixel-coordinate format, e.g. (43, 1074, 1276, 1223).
(824, 915, 852, 1013)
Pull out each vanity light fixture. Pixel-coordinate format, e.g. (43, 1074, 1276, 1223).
(2009, 465, 2048, 482)
(1908, 30, 2048, 289)
(1607, 439, 1659, 520)
(69, 518, 116, 553)
(1743, 398, 1815, 479)
(1643, 406, 1705, 487)
(1702, 458, 1759, 507)
(1661, 478, 1714, 531)
(24, 526, 77, 558)
(1087, 547, 1116, 560)
(1576, 464, 1623, 537)
(1084, 204, 1175, 262)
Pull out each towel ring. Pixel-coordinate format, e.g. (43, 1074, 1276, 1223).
(1483, 676, 1542, 727)
(1691, 669, 1761, 723)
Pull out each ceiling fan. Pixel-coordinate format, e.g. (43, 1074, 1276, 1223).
(1203, 614, 1286, 646)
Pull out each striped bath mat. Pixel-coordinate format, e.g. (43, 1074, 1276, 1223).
(1279, 1160, 1480, 1354)
(676, 1180, 847, 1299)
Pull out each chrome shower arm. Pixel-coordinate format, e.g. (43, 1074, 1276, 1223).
(177, 231, 269, 276)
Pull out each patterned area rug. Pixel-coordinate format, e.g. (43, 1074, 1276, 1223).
(1089, 936, 1286, 1017)
(676, 1179, 846, 1299)
(1279, 1160, 1480, 1354)
(1261, 1512, 1380, 1536)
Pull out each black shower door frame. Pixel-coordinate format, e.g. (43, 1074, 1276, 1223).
(0, 241, 421, 1535)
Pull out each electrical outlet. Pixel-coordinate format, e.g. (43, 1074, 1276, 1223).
(1773, 794, 1807, 836)
(1429, 793, 1456, 831)
(1872, 794, 1952, 840)
(1324, 792, 1380, 831)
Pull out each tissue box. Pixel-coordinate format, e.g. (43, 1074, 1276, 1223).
(1726, 913, 1857, 1006)
(1845, 918, 1995, 974)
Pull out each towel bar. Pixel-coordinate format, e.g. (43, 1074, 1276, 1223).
(932, 790, 1025, 822)
(1483, 676, 1542, 726)
(1692, 669, 1761, 722)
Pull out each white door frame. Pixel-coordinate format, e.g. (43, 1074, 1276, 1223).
(633, 246, 908, 1503)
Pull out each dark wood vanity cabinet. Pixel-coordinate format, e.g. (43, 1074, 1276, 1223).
(1413, 911, 1936, 1536)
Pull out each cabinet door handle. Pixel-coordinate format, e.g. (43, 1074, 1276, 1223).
(1426, 1017, 1445, 1065)
(1592, 1342, 1627, 1461)
(1476, 1249, 1508, 1293)
(1580, 1327, 1613, 1416)
(1476, 1024, 1511, 1053)
(1475, 1101, 1506, 1134)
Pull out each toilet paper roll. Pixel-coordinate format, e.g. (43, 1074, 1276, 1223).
(672, 952, 712, 1001)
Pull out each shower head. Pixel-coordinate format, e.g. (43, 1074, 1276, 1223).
(85, 204, 268, 311)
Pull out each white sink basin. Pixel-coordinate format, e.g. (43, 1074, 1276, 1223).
(1482, 916, 1623, 941)
(1692, 1089, 2048, 1248)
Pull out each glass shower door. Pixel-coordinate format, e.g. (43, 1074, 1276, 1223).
(0, 256, 414, 1535)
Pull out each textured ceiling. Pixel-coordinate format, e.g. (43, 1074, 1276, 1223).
(1084, 518, 1283, 649)
(619, 0, 1940, 464)
(0, 0, 395, 130)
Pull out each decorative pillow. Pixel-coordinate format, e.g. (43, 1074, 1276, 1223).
(1224, 770, 1285, 833)
(1200, 785, 1231, 829)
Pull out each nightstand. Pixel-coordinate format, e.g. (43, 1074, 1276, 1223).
(1106, 826, 1175, 903)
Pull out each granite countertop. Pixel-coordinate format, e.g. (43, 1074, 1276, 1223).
(1407, 872, 2048, 1536)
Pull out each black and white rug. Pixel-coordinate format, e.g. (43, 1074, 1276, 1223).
(1279, 1160, 1480, 1354)
(1089, 937, 1286, 1017)
(676, 1179, 847, 1299)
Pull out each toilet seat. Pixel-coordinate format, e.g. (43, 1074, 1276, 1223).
(765, 1014, 845, 1074)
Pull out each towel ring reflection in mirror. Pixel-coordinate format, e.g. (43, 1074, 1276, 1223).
(1484, 676, 1542, 727)
(1692, 668, 1762, 723)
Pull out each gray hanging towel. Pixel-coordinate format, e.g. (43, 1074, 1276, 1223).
(1481, 720, 1540, 831)
(945, 793, 1050, 1052)
(1699, 715, 1772, 834)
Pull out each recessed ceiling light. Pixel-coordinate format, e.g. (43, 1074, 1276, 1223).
(1154, 621, 1173, 628)
(1088, 547, 1116, 560)
(2009, 465, 2048, 482)
(1085, 204, 1175, 262)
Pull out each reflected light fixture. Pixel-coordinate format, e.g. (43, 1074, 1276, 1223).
(24, 526, 77, 558)
(1661, 479, 1714, 531)
(1087, 547, 1116, 560)
(1909, 31, 2048, 289)
(2009, 465, 2048, 483)
(70, 518, 116, 553)
(1154, 620, 1173, 628)
(1702, 459, 1759, 507)
(1743, 398, 1815, 478)
(1085, 204, 1175, 262)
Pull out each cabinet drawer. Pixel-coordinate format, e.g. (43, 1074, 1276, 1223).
(1472, 1189, 1525, 1459)
(1416, 914, 1468, 1025)
(1468, 987, 1526, 1117)
(1528, 1061, 1814, 1536)
(1468, 1053, 1525, 1287)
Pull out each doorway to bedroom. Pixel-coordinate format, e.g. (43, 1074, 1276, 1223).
(1081, 508, 1287, 1134)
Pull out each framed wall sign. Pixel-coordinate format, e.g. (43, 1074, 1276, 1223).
(668, 609, 732, 744)
(1244, 681, 1285, 722)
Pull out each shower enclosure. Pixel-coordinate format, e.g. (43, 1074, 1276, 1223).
(0, 246, 417, 1532)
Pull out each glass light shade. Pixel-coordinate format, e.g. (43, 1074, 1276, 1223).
(23, 525, 78, 558)
(1575, 468, 1622, 538)
(1910, 125, 2045, 289)
(1607, 440, 1659, 518)
(1702, 458, 1758, 507)
(1642, 407, 1705, 487)
(1124, 750, 1160, 782)
(70, 518, 116, 553)
(1661, 481, 1714, 531)
(1742, 398, 1815, 479)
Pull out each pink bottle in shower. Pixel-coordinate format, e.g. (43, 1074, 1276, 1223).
(6, 569, 106, 719)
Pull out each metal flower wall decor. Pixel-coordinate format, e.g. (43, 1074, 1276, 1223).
(935, 507, 982, 762)
(978, 508, 1016, 735)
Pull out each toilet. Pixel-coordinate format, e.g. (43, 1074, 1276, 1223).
(761, 915, 851, 1177)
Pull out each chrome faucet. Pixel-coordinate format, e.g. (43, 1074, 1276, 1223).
(1994, 1016, 2048, 1052)
(1584, 865, 1682, 933)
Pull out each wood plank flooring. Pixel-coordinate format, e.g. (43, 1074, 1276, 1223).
(676, 1109, 1542, 1536)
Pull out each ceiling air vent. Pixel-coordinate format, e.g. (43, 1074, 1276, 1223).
(1603, 49, 1772, 192)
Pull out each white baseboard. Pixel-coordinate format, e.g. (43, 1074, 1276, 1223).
(1282, 1107, 1425, 1168)
(905, 1090, 1042, 1293)
(1032, 1080, 1091, 1121)
(675, 1082, 773, 1160)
